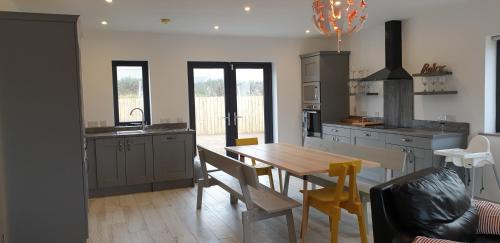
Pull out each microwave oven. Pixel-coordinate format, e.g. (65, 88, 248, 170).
(303, 81, 320, 106)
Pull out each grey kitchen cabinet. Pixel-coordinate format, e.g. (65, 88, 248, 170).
(0, 12, 87, 243)
(153, 134, 194, 181)
(322, 134, 351, 144)
(96, 138, 126, 188)
(352, 129, 386, 149)
(301, 55, 320, 82)
(86, 139, 97, 191)
(125, 136, 154, 185)
(96, 136, 154, 188)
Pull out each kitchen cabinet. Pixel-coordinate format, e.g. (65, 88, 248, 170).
(95, 136, 154, 188)
(153, 134, 194, 181)
(0, 12, 87, 242)
(125, 136, 154, 185)
(96, 138, 126, 188)
(352, 129, 386, 149)
(301, 55, 320, 82)
(86, 139, 97, 191)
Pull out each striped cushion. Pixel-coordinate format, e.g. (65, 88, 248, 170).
(412, 236, 459, 243)
(473, 199, 500, 235)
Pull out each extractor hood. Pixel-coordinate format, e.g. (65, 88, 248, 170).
(361, 20, 413, 81)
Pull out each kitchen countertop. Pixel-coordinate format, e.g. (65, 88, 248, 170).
(85, 128, 195, 139)
(324, 122, 465, 139)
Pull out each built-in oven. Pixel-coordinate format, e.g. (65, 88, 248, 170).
(303, 110, 322, 143)
(303, 81, 321, 105)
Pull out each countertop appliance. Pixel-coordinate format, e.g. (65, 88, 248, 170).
(302, 81, 321, 109)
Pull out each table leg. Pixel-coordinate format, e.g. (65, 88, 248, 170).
(239, 155, 245, 163)
(278, 168, 284, 193)
(301, 176, 309, 240)
(283, 172, 291, 196)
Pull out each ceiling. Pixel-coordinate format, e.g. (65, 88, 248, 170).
(13, 0, 469, 37)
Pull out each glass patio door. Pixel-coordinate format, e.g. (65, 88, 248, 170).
(188, 62, 273, 153)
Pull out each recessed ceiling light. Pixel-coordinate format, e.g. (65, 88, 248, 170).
(334, 1, 341, 6)
(105, 0, 112, 3)
(161, 18, 171, 24)
(214, 25, 220, 30)
(305, 29, 311, 34)
(101, 20, 108, 25)
(244, 6, 251, 12)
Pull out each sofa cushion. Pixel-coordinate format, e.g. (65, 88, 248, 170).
(473, 200, 500, 235)
(391, 168, 478, 242)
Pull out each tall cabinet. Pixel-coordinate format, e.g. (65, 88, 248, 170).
(300, 51, 350, 124)
(0, 12, 87, 243)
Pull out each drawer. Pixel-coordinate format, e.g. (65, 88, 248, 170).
(352, 129, 385, 141)
(323, 125, 351, 137)
(156, 134, 186, 142)
(323, 134, 351, 144)
(386, 134, 431, 149)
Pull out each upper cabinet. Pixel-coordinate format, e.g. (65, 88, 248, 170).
(301, 55, 321, 82)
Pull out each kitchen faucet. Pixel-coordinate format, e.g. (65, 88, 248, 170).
(130, 108, 146, 130)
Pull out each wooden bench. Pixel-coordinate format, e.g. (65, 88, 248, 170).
(197, 145, 301, 243)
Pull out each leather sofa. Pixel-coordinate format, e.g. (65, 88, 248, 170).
(370, 167, 500, 243)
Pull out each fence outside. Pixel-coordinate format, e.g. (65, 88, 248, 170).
(195, 96, 264, 135)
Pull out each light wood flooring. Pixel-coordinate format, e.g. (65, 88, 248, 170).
(87, 169, 374, 243)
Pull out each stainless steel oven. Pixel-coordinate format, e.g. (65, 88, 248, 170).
(302, 110, 322, 143)
(303, 81, 320, 106)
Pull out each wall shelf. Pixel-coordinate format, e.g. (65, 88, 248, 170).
(412, 71, 452, 77)
(414, 91, 458, 95)
(350, 92, 380, 96)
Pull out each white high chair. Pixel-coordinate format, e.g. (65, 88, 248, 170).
(435, 135, 500, 198)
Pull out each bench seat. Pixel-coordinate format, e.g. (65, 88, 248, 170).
(209, 171, 301, 213)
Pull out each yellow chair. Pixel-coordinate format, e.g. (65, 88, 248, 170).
(301, 160, 368, 243)
(235, 138, 280, 192)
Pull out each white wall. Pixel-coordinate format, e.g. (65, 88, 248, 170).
(348, 0, 500, 201)
(0, 0, 16, 11)
(80, 30, 337, 144)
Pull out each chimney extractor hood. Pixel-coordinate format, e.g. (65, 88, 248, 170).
(361, 20, 413, 81)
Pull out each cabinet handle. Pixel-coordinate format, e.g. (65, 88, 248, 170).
(401, 148, 406, 152)
(165, 137, 176, 140)
(333, 129, 339, 132)
(126, 140, 131, 151)
(401, 138, 412, 142)
(118, 141, 123, 151)
(363, 133, 371, 137)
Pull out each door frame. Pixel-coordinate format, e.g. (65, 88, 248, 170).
(187, 61, 274, 147)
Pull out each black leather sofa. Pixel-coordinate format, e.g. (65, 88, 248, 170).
(370, 167, 500, 243)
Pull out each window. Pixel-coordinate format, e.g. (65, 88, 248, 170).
(112, 61, 151, 126)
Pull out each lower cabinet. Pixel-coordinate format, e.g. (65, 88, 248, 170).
(95, 136, 154, 188)
(125, 136, 154, 185)
(88, 132, 195, 195)
(153, 134, 194, 181)
(387, 144, 433, 175)
(95, 138, 126, 188)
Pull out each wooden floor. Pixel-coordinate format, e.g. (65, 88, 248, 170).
(87, 169, 374, 243)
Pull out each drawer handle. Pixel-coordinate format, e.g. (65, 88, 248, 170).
(401, 138, 412, 142)
(363, 133, 371, 137)
(118, 141, 123, 151)
(165, 137, 176, 140)
(333, 129, 339, 132)
(401, 148, 406, 152)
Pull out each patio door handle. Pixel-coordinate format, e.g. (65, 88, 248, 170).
(223, 112, 231, 126)
(233, 112, 243, 126)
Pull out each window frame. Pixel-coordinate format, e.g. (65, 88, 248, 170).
(497, 41, 500, 133)
(112, 60, 151, 127)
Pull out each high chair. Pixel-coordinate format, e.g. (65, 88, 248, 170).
(301, 160, 368, 243)
(235, 138, 282, 192)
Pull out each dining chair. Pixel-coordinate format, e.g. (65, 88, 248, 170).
(235, 138, 282, 192)
(301, 160, 368, 243)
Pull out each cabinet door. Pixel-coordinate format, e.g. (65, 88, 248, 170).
(124, 136, 154, 185)
(388, 144, 414, 176)
(153, 134, 191, 181)
(96, 138, 126, 188)
(86, 139, 97, 191)
(410, 148, 433, 172)
(302, 55, 320, 82)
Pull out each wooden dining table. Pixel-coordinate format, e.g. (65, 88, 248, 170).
(225, 142, 381, 236)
